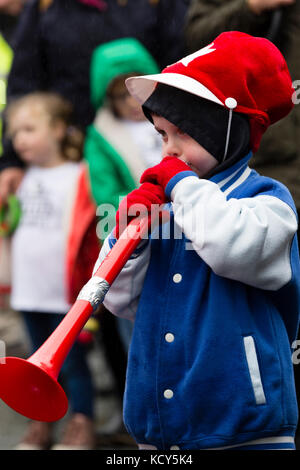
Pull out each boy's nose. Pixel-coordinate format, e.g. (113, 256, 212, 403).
(165, 140, 180, 157)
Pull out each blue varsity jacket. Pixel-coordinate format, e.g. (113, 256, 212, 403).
(95, 152, 300, 450)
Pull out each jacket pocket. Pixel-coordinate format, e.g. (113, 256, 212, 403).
(243, 336, 266, 405)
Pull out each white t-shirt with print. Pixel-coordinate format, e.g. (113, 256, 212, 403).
(11, 162, 80, 313)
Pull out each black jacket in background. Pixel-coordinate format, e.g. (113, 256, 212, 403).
(1, 0, 190, 170)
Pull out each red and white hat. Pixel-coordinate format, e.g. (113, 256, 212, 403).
(126, 31, 294, 152)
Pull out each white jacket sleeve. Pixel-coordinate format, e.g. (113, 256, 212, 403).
(171, 176, 298, 290)
(93, 235, 151, 321)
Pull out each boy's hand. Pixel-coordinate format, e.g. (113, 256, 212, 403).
(115, 182, 167, 238)
(140, 156, 194, 194)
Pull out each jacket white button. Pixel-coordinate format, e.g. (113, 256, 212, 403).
(165, 333, 175, 343)
(173, 273, 182, 283)
(164, 389, 174, 399)
(170, 445, 180, 450)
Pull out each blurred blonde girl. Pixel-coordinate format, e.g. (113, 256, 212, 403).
(5, 92, 99, 450)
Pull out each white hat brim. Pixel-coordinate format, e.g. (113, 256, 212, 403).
(125, 72, 224, 107)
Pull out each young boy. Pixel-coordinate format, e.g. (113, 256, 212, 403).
(93, 32, 300, 450)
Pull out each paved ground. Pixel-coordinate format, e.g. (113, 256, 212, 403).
(0, 306, 136, 450)
(0, 391, 137, 450)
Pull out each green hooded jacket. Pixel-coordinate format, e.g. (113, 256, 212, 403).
(84, 38, 160, 218)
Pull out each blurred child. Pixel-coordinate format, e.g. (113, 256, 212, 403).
(85, 37, 162, 239)
(95, 32, 300, 450)
(5, 92, 99, 450)
(84, 38, 162, 379)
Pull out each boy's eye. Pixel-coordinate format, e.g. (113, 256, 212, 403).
(156, 130, 167, 141)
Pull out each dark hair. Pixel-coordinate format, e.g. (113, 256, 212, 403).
(5, 92, 84, 162)
(106, 72, 140, 118)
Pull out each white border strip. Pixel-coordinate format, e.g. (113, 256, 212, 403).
(243, 336, 266, 405)
(205, 436, 294, 450)
(223, 167, 251, 196)
(138, 436, 295, 451)
(217, 165, 245, 189)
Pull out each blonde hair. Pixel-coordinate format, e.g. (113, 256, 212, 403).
(5, 92, 84, 162)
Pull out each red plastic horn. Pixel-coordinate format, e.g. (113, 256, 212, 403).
(0, 216, 151, 422)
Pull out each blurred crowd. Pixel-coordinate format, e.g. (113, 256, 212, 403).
(0, 0, 299, 451)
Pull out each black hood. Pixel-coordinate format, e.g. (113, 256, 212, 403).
(143, 84, 251, 177)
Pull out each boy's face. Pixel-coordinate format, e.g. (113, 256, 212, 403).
(152, 115, 218, 177)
